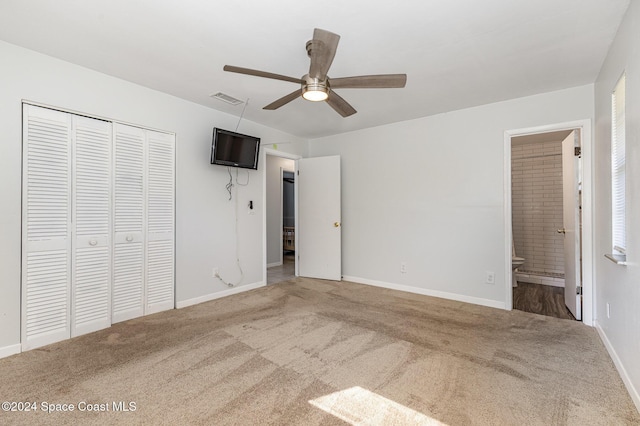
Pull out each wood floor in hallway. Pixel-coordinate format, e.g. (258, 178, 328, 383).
(513, 281, 575, 320)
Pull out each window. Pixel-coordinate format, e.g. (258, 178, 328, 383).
(611, 73, 626, 256)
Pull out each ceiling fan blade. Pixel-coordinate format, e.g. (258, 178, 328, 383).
(308, 28, 340, 80)
(263, 89, 301, 110)
(223, 65, 303, 84)
(330, 74, 407, 89)
(326, 91, 357, 117)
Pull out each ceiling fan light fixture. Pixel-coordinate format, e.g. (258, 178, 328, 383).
(302, 88, 329, 102)
(302, 75, 329, 101)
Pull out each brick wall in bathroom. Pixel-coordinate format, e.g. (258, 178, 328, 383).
(512, 139, 565, 277)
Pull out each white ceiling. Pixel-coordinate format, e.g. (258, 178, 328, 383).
(0, 0, 629, 139)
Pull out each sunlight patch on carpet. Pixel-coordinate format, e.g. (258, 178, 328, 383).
(309, 386, 448, 425)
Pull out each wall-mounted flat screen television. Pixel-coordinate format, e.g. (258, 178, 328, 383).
(210, 128, 260, 170)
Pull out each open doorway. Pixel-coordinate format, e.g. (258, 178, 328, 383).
(510, 130, 577, 320)
(265, 152, 297, 284)
(504, 119, 594, 326)
(282, 169, 296, 272)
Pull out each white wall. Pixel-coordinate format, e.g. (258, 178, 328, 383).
(266, 155, 295, 266)
(0, 40, 306, 355)
(593, 0, 640, 410)
(309, 85, 593, 308)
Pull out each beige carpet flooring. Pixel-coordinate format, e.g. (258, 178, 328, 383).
(0, 278, 638, 425)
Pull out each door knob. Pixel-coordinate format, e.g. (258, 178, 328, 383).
(334, 222, 341, 228)
(557, 228, 566, 234)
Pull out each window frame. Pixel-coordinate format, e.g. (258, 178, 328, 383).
(611, 73, 626, 257)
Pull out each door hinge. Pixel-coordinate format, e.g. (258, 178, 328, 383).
(574, 147, 581, 157)
(576, 286, 583, 295)
(297, 170, 299, 175)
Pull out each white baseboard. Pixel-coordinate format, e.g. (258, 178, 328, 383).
(595, 321, 640, 413)
(0, 343, 21, 359)
(267, 261, 282, 268)
(515, 272, 565, 288)
(342, 276, 506, 310)
(176, 281, 266, 309)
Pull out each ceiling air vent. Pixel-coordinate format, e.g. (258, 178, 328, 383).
(210, 92, 243, 105)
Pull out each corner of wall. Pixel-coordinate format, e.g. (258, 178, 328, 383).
(0, 343, 21, 360)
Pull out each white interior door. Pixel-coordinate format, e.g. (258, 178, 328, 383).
(297, 156, 341, 280)
(562, 130, 581, 320)
(112, 123, 145, 323)
(22, 105, 72, 350)
(145, 130, 175, 314)
(71, 115, 112, 336)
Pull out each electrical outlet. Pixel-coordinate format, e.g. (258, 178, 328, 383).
(606, 302, 611, 319)
(485, 271, 495, 285)
(400, 262, 407, 274)
(212, 268, 219, 278)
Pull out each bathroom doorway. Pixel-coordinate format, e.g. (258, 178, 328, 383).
(504, 120, 593, 325)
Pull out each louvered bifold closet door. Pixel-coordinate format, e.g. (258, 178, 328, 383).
(112, 124, 145, 323)
(72, 116, 112, 336)
(22, 105, 72, 350)
(146, 131, 175, 314)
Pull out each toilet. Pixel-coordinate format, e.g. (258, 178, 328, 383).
(512, 256, 525, 270)
(512, 243, 525, 286)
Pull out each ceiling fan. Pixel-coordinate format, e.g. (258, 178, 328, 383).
(223, 28, 407, 117)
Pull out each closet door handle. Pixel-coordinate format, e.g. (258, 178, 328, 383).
(89, 240, 98, 246)
(126, 235, 134, 242)
(557, 228, 566, 234)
